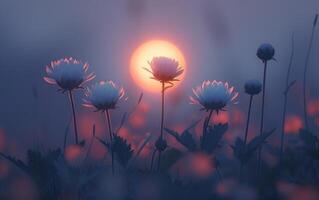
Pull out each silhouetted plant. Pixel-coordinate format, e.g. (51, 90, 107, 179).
(232, 129, 275, 173)
(83, 80, 125, 174)
(0, 149, 62, 200)
(44, 58, 95, 144)
(97, 133, 151, 170)
(302, 14, 318, 130)
(145, 56, 184, 171)
(256, 43, 275, 177)
(238, 79, 262, 181)
(279, 34, 296, 168)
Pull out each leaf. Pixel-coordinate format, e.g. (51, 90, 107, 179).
(231, 137, 245, 160)
(116, 112, 127, 134)
(95, 137, 110, 151)
(160, 148, 183, 171)
(0, 152, 29, 173)
(164, 120, 200, 152)
(231, 129, 275, 163)
(299, 129, 317, 151)
(112, 135, 134, 167)
(246, 128, 276, 152)
(127, 133, 152, 168)
(180, 130, 197, 152)
(200, 123, 228, 154)
(299, 129, 319, 159)
(165, 128, 197, 152)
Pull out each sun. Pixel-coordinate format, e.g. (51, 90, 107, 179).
(130, 40, 186, 92)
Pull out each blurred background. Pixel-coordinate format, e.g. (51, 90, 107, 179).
(0, 0, 318, 162)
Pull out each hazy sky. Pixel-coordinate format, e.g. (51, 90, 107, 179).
(0, 0, 318, 150)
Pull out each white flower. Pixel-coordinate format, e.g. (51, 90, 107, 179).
(190, 80, 238, 112)
(83, 81, 125, 111)
(44, 57, 95, 91)
(145, 56, 184, 83)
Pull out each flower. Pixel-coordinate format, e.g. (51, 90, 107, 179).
(83, 81, 125, 111)
(145, 56, 184, 83)
(257, 44, 275, 61)
(190, 80, 238, 112)
(44, 57, 95, 91)
(244, 80, 262, 95)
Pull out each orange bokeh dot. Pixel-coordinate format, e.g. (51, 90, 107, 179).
(130, 40, 186, 93)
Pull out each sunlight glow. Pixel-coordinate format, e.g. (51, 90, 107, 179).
(130, 40, 186, 92)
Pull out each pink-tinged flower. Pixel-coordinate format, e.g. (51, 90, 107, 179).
(83, 81, 125, 111)
(44, 57, 95, 92)
(190, 80, 238, 112)
(145, 56, 184, 84)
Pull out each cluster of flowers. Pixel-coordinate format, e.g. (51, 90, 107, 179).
(44, 43, 275, 174)
(44, 57, 241, 135)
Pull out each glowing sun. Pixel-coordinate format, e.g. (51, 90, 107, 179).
(130, 40, 186, 92)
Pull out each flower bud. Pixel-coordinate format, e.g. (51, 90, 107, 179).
(155, 138, 167, 152)
(257, 43, 275, 61)
(244, 80, 262, 95)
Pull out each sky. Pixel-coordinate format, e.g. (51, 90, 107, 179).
(0, 0, 318, 152)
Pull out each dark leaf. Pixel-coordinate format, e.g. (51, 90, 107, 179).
(95, 136, 111, 151)
(246, 128, 276, 152)
(200, 123, 228, 154)
(79, 140, 86, 147)
(160, 148, 183, 171)
(165, 128, 197, 152)
(231, 137, 245, 160)
(299, 129, 319, 159)
(232, 129, 275, 163)
(0, 152, 29, 173)
(112, 135, 134, 167)
(164, 120, 200, 152)
(128, 133, 152, 168)
(116, 112, 127, 134)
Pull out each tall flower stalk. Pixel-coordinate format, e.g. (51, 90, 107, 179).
(302, 14, 318, 130)
(44, 58, 95, 145)
(239, 80, 262, 181)
(83, 80, 125, 174)
(191, 80, 238, 142)
(191, 80, 238, 180)
(279, 35, 295, 168)
(256, 44, 275, 177)
(145, 56, 184, 171)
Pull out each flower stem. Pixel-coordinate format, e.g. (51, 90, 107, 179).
(202, 110, 214, 147)
(105, 110, 115, 175)
(157, 82, 165, 171)
(207, 110, 213, 125)
(160, 82, 165, 140)
(302, 17, 317, 131)
(150, 149, 157, 171)
(239, 95, 253, 181)
(257, 60, 268, 178)
(280, 34, 295, 168)
(68, 90, 79, 145)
